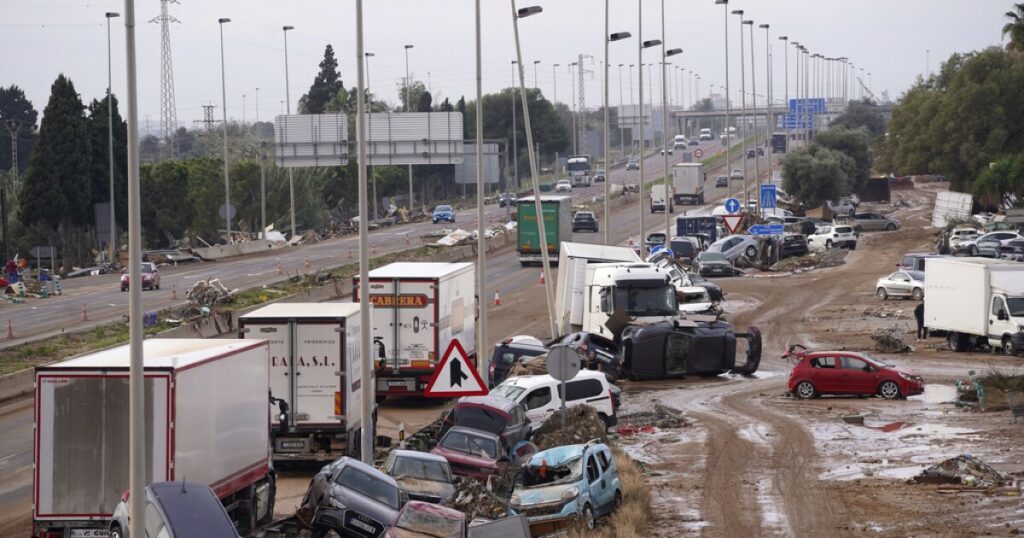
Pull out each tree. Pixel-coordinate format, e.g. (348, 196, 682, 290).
(0, 85, 38, 174)
(973, 153, 1024, 208)
(20, 74, 91, 231)
(140, 160, 191, 246)
(438, 98, 454, 112)
(690, 98, 714, 112)
(302, 45, 344, 114)
(813, 127, 873, 192)
(398, 80, 428, 112)
(781, 144, 857, 209)
(417, 91, 433, 112)
(1004, 3, 1024, 52)
(830, 98, 886, 138)
(87, 94, 128, 230)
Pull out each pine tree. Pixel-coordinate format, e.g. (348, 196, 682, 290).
(303, 45, 344, 114)
(0, 85, 39, 174)
(87, 94, 128, 230)
(20, 74, 91, 230)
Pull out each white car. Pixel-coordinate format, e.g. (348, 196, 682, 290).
(807, 225, 858, 252)
(876, 270, 925, 300)
(730, 168, 743, 180)
(678, 286, 714, 315)
(555, 179, 573, 192)
(948, 227, 980, 253)
(490, 370, 618, 430)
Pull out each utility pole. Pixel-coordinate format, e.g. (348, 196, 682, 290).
(151, 0, 179, 159)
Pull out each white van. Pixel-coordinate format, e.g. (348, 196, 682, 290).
(490, 370, 618, 430)
(699, 128, 712, 141)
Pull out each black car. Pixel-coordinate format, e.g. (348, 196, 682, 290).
(746, 149, 756, 159)
(572, 211, 599, 233)
(686, 272, 723, 302)
(688, 138, 699, 146)
(489, 336, 548, 387)
(715, 175, 728, 188)
(781, 234, 809, 257)
(110, 482, 239, 538)
(694, 251, 738, 277)
(757, 147, 765, 156)
(557, 332, 624, 381)
(620, 321, 761, 379)
(498, 193, 517, 207)
(669, 237, 699, 265)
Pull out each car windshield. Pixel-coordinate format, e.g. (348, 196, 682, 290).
(907, 271, 925, 281)
(699, 252, 728, 262)
(1008, 298, 1024, 317)
(392, 456, 452, 483)
(141, 264, 154, 274)
(490, 384, 526, 401)
(395, 507, 463, 538)
(670, 241, 695, 255)
(435, 205, 452, 212)
(441, 431, 499, 460)
(566, 162, 590, 172)
(453, 406, 508, 436)
(612, 285, 677, 316)
(519, 455, 583, 487)
(337, 466, 401, 510)
(835, 226, 853, 234)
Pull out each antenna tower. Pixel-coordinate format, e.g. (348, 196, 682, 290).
(577, 54, 593, 156)
(151, 0, 180, 159)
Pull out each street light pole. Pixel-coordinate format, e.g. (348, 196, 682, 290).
(638, 0, 644, 254)
(475, 0, 488, 388)
(661, 6, 682, 251)
(760, 23, 770, 201)
(404, 44, 414, 215)
(746, 20, 757, 205)
(733, 10, 746, 204)
(779, 35, 788, 133)
(283, 25, 297, 240)
(511, 60, 519, 190)
(218, 17, 232, 243)
(629, 64, 635, 154)
(533, 60, 540, 89)
(552, 63, 559, 104)
(105, 11, 119, 266)
(618, 64, 625, 159)
(353, 0, 373, 465)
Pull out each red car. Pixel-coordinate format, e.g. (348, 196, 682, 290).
(431, 426, 506, 479)
(785, 347, 924, 400)
(120, 262, 161, 291)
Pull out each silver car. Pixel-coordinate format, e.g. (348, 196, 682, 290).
(707, 234, 758, 262)
(875, 270, 925, 300)
(853, 212, 901, 232)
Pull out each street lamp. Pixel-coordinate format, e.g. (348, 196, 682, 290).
(474, 0, 488, 387)
(510, 2, 557, 339)
(218, 17, 232, 243)
(404, 44, 414, 214)
(282, 25, 297, 239)
(604, 2, 632, 246)
(732, 9, 747, 200)
(552, 63, 560, 104)
(105, 11, 119, 265)
(662, 36, 683, 246)
(638, 21, 661, 255)
(533, 60, 540, 89)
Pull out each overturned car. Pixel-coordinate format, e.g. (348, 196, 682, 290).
(618, 317, 761, 379)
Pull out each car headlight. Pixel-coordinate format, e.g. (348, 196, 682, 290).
(898, 372, 920, 382)
(328, 496, 347, 509)
(1018, 325, 1024, 333)
(561, 486, 580, 501)
(510, 495, 521, 509)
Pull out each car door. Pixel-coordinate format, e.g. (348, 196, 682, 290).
(584, 451, 611, 512)
(887, 272, 910, 296)
(989, 296, 1016, 347)
(521, 385, 555, 426)
(504, 405, 531, 446)
(838, 356, 874, 394)
(808, 356, 841, 393)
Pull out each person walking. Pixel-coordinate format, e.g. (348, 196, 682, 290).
(914, 302, 927, 340)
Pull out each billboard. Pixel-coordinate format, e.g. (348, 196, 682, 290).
(453, 142, 500, 184)
(366, 112, 464, 166)
(274, 114, 349, 168)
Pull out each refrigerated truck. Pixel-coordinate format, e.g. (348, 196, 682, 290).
(239, 303, 366, 463)
(354, 262, 476, 398)
(672, 162, 705, 205)
(516, 195, 573, 266)
(33, 339, 275, 538)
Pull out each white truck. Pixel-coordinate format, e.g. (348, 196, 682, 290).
(699, 128, 712, 141)
(650, 184, 675, 213)
(32, 339, 275, 538)
(554, 242, 642, 336)
(672, 134, 688, 150)
(672, 162, 705, 205)
(354, 262, 476, 398)
(924, 257, 1024, 355)
(567, 155, 592, 187)
(239, 303, 366, 462)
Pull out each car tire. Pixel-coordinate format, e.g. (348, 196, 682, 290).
(878, 380, 901, 400)
(580, 504, 596, 530)
(947, 332, 965, 353)
(433, 219, 438, 224)
(121, 286, 127, 292)
(745, 245, 757, 259)
(612, 490, 623, 512)
(1003, 336, 1015, 356)
(876, 288, 888, 300)
(794, 381, 816, 399)
(825, 240, 833, 249)
(886, 223, 897, 231)
(969, 245, 978, 256)
(598, 412, 614, 430)
(911, 288, 923, 300)
(110, 526, 124, 538)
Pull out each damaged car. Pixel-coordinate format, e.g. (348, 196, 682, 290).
(509, 441, 621, 534)
(299, 456, 405, 538)
(384, 501, 466, 538)
(430, 427, 510, 479)
(381, 450, 456, 505)
(619, 319, 761, 379)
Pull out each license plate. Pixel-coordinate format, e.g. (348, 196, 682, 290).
(349, 518, 375, 533)
(280, 441, 305, 449)
(72, 530, 109, 538)
(387, 380, 408, 387)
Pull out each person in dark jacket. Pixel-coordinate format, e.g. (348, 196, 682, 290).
(914, 302, 927, 340)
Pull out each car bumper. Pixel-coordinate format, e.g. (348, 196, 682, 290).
(899, 381, 925, 397)
(511, 498, 581, 527)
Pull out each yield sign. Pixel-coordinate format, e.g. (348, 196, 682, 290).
(424, 339, 488, 398)
(722, 214, 745, 234)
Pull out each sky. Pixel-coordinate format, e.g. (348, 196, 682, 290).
(0, 0, 1013, 132)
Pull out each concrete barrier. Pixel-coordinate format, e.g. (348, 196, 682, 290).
(193, 239, 286, 261)
(0, 368, 34, 403)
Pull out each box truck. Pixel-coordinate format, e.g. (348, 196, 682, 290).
(32, 339, 275, 538)
(567, 155, 592, 187)
(672, 163, 705, 205)
(239, 303, 366, 463)
(924, 258, 1024, 355)
(553, 242, 642, 336)
(354, 262, 476, 398)
(516, 195, 573, 266)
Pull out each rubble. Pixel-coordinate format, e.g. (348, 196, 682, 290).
(768, 248, 848, 273)
(618, 404, 689, 430)
(530, 405, 608, 451)
(914, 454, 1008, 487)
(505, 354, 548, 377)
(186, 278, 237, 307)
(449, 475, 509, 521)
(871, 326, 914, 353)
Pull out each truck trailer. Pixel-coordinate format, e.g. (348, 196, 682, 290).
(239, 303, 366, 463)
(516, 195, 573, 266)
(354, 262, 476, 398)
(32, 339, 275, 538)
(553, 242, 642, 336)
(672, 162, 705, 205)
(924, 257, 1024, 355)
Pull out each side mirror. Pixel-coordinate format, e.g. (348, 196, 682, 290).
(863, 365, 872, 373)
(998, 310, 1009, 321)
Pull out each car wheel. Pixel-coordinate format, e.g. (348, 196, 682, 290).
(969, 245, 978, 256)
(110, 526, 123, 538)
(794, 381, 816, 399)
(878, 380, 901, 400)
(886, 223, 897, 231)
(876, 287, 888, 300)
(433, 219, 438, 224)
(598, 412, 614, 430)
(745, 245, 757, 258)
(825, 240, 833, 249)
(947, 332, 964, 353)
(612, 490, 623, 512)
(911, 288, 923, 300)
(1003, 336, 1016, 356)
(580, 504, 596, 530)
(121, 286, 127, 292)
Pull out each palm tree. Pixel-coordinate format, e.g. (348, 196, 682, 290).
(1003, 3, 1024, 51)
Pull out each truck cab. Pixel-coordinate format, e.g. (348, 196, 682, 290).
(699, 128, 712, 141)
(567, 156, 592, 187)
(583, 264, 679, 339)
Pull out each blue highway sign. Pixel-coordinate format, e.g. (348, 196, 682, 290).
(749, 223, 785, 236)
(724, 198, 741, 214)
(760, 185, 777, 210)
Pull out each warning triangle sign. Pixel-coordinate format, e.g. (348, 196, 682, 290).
(424, 339, 488, 398)
(722, 214, 745, 234)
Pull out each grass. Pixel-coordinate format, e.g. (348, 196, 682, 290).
(568, 446, 652, 538)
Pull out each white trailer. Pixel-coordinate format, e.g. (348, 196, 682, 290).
(924, 257, 1024, 354)
(554, 242, 642, 336)
(239, 303, 365, 462)
(354, 262, 476, 397)
(931, 191, 973, 228)
(33, 339, 274, 537)
(672, 162, 705, 205)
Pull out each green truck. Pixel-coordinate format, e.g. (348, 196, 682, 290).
(516, 195, 573, 266)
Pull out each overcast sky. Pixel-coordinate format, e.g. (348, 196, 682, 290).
(1, 0, 1012, 130)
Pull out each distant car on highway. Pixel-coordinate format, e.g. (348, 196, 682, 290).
(498, 193, 518, 207)
(688, 138, 699, 146)
(660, 146, 674, 155)
(715, 175, 728, 188)
(786, 348, 924, 400)
(807, 225, 857, 251)
(572, 211, 599, 233)
(120, 262, 160, 292)
(625, 158, 639, 171)
(853, 212, 901, 232)
(555, 179, 573, 193)
(746, 149, 756, 159)
(432, 205, 456, 224)
(730, 168, 743, 180)
(875, 270, 925, 300)
(594, 169, 606, 182)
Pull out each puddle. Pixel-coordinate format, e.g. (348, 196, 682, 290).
(909, 384, 958, 404)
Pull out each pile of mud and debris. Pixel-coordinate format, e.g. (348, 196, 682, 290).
(531, 405, 609, 451)
(616, 404, 688, 436)
(871, 326, 914, 353)
(449, 476, 510, 521)
(955, 370, 1024, 412)
(913, 454, 1017, 493)
(768, 247, 849, 273)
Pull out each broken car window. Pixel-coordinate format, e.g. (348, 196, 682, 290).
(520, 456, 583, 487)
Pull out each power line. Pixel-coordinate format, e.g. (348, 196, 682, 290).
(150, 0, 180, 160)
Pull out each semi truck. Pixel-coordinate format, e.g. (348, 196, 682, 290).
(567, 155, 592, 187)
(354, 262, 476, 398)
(239, 303, 366, 463)
(32, 339, 275, 538)
(672, 162, 705, 205)
(771, 132, 788, 153)
(516, 195, 573, 266)
(924, 258, 1024, 355)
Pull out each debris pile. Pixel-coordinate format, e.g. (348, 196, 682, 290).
(871, 326, 914, 353)
(862, 306, 905, 319)
(186, 278, 236, 307)
(506, 354, 548, 377)
(913, 454, 1007, 487)
(768, 248, 848, 272)
(449, 476, 509, 521)
(531, 405, 608, 451)
(955, 370, 1024, 411)
(618, 404, 688, 430)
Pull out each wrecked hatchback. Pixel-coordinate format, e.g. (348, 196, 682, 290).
(508, 441, 621, 533)
(381, 449, 457, 505)
(299, 456, 405, 537)
(385, 500, 466, 538)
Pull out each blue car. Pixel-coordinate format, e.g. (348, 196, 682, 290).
(509, 441, 621, 533)
(432, 205, 455, 224)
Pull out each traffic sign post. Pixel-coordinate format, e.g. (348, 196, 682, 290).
(724, 198, 741, 214)
(749, 223, 785, 236)
(722, 214, 745, 234)
(760, 185, 777, 210)
(546, 345, 581, 428)
(423, 339, 488, 397)
(694, 148, 704, 159)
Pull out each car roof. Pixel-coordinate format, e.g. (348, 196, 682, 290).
(500, 370, 607, 389)
(803, 351, 870, 359)
(455, 394, 518, 413)
(149, 482, 235, 536)
(326, 456, 401, 487)
(390, 449, 450, 464)
(526, 443, 605, 467)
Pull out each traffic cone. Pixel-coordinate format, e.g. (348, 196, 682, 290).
(539, 270, 545, 285)
(493, 289, 502, 306)
(81, 303, 88, 322)
(304, 255, 311, 268)
(6, 320, 13, 339)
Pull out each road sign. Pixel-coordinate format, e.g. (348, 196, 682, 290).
(749, 223, 785, 236)
(760, 185, 777, 210)
(423, 339, 487, 397)
(218, 204, 237, 221)
(722, 214, 745, 234)
(724, 198, 741, 214)
(547, 345, 581, 382)
(694, 148, 704, 159)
